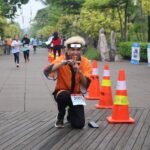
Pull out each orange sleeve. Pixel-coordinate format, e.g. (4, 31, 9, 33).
(51, 55, 65, 65)
(80, 57, 92, 78)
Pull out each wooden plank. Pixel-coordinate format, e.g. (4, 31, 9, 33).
(0, 112, 31, 131)
(132, 124, 149, 150)
(106, 124, 129, 150)
(99, 109, 112, 121)
(76, 111, 113, 150)
(0, 108, 149, 150)
(0, 112, 47, 141)
(0, 112, 18, 121)
(0, 112, 50, 149)
(34, 109, 97, 150)
(144, 108, 150, 125)
(33, 128, 72, 150)
(21, 122, 57, 150)
(83, 122, 113, 150)
(141, 126, 150, 150)
(0, 112, 25, 125)
(122, 109, 149, 150)
(113, 108, 143, 150)
(103, 109, 137, 150)
(65, 109, 108, 150)
(0, 112, 43, 138)
(50, 109, 106, 150)
(96, 124, 122, 150)
(85, 109, 136, 150)
(4, 114, 56, 150)
(12, 116, 56, 150)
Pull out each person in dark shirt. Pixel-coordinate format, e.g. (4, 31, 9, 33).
(22, 34, 30, 62)
(51, 32, 61, 59)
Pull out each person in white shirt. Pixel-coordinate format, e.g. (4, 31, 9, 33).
(11, 35, 21, 68)
(32, 36, 38, 54)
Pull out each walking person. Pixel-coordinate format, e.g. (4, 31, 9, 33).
(6, 36, 12, 55)
(11, 35, 21, 68)
(44, 36, 92, 129)
(51, 32, 61, 59)
(31, 36, 38, 54)
(22, 34, 30, 62)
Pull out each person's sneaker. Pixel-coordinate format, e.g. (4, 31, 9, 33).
(55, 119, 64, 128)
(16, 64, 19, 68)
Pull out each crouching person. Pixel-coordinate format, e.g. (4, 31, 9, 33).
(43, 36, 92, 129)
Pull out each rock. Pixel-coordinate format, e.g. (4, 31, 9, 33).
(115, 54, 123, 62)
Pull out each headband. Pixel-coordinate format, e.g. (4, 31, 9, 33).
(68, 43, 82, 48)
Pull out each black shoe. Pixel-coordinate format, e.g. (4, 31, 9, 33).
(55, 118, 64, 128)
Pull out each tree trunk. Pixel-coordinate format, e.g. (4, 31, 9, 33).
(117, 7, 124, 41)
(123, 0, 129, 41)
(148, 16, 150, 42)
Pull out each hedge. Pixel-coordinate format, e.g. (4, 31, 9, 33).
(83, 47, 101, 60)
(118, 42, 149, 62)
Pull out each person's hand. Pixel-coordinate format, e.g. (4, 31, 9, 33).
(61, 59, 74, 65)
(73, 62, 80, 72)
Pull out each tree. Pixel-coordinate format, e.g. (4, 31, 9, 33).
(0, 0, 29, 19)
(0, 6, 7, 37)
(83, 0, 137, 41)
(4, 23, 21, 38)
(141, 0, 150, 42)
(37, 25, 54, 38)
(38, 0, 84, 14)
(78, 9, 120, 40)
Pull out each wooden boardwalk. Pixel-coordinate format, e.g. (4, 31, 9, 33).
(0, 108, 150, 150)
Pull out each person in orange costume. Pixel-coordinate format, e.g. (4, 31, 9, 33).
(43, 36, 92, 129)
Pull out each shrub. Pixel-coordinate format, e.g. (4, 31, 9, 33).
(118, 42, 148, 62)
(83, 47, 101, 60)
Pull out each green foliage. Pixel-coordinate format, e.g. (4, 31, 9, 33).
(56, 14, 81, 37)
(142, 0, 150, 15)
(118, 42, 148, 61)
(35, 6, 62, 27)
(84, 47, 101, 60)
(128, 19, 147, 42)
(0, 8, 7, 36)
(37, 25, 54, 38)
(45, 0, 84, 14)
(78, 9, 120, 40)
(83, 0, 110, 9)
(4, 24, 21, 39)
(0, 0, 29, 19)
(32, 5, 64, 37)
(33, 0, 149, 43)
(83, 0, 127, 10)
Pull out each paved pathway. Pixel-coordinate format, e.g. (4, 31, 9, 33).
(0, 48, 150, 150)
(0, 48, 150, 112)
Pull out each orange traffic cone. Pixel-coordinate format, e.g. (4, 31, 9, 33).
(48, 52, 54, 63)
(48, 52, 51, 63)
(95, 64, 113, 108)
(107, 69, 135, 123)
(85, 60, 101, 100)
